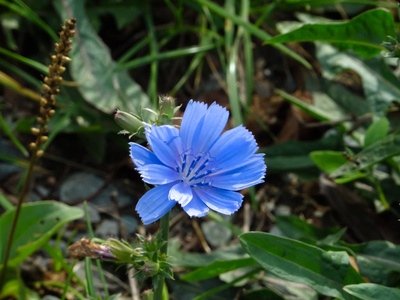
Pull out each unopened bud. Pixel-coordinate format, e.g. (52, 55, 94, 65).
(159, 95, 176, 119)
(141, 261, 159, 277)
(29, 143, 37, 150)
(40, 136, 48, 143)
(114, 110, 143, 134)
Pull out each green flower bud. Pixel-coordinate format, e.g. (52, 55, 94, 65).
(159, 96, 176, 119)
(107, 238, 140, 264)
(141, 261, 159, 277)
(114, 110, 144, 134)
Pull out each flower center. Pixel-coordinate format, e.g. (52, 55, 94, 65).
(178, 151, 213, 186)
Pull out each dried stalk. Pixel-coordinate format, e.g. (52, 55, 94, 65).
(0, 18, 76, 290)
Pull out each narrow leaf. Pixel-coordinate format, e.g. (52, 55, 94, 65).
(344, 283, 400, 300)
(182, 258, 256, 281)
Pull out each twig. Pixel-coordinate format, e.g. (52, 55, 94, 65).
(191, 219, 211, 253)
(128, 267, 142, 300)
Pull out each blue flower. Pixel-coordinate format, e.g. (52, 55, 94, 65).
(129, 100, 266, 225)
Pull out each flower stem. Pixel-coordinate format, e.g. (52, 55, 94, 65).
(153, 211, 170, 300)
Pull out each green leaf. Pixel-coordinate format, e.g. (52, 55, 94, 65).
(331, 132, 400, 178)
(345, 240, 400, 286)
(55, 0, 151, 115)
(242, 288, 283, 300)
(265, 9, 395, 57)
(239, 232, 364, 299)
(182, 258, 256, 281)
(260, 131, 343, 176)
(344, 283, 400, 300)
(275, 215, 339, 241)
(317, 43, 400, 116)
(193, 0, 312, 69)
(310, 151, 348, 174)
(364, 118, 390, 148)
(168, 239, 246, 268)
(321, 79, 370, 116)
(0, 201, 83, 268)
(275, 89, 332, 122)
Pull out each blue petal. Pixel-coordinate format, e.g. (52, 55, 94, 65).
(180, 100, 208, 152)
(191, 102, 229, 155)
(145, 124, 183, 169)
(209, 154, 266, 190)
(182, 191, 209, 217)
(136, 164, 180, 185)
(208, 125, 258, 170)
(136, 182, 178, 225)
(129, 142, 162, 168)
(169, 182, 193, 206)
(193, 186, 243, 215)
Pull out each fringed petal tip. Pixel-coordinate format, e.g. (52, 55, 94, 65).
(182, 192, 210, 217)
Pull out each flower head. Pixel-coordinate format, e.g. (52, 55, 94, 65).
(130, 100, 266, 225)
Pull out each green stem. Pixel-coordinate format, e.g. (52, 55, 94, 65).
(154, 211, 170, 300)
(375, 180, 390, 210)
(0, 151, 37, 290)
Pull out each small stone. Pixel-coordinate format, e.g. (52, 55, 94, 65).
(96, 219, 118, 239)
(201, 219, 232, 248)
(120, 215, 138, 235)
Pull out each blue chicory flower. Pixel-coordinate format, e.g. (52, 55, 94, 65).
(129, 100, 266, 225)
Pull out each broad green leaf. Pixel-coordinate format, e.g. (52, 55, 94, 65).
(265, 9, 395, 57)
(331, 132, 400, 178)
(0, 201, 83, 268)
(364, 118, 389, 148)
(240, 232, 364, 299)
(344, 283, 400, 300)
(321, 79, 370, 116)
(182, 258, 256, 281)
(317, 43, 400, 116)
(345, 240, 400, 286)
(310, 151, 348, 174)
(275, 215, 339, 241)
(275, 0, 397, 11)
(55, 0, 151, 115)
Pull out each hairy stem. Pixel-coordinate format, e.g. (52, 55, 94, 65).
(153, 211, 170, 300)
